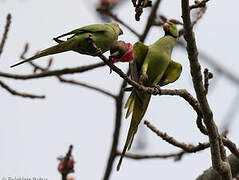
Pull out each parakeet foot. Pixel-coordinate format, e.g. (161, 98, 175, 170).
(153, 85, 161, 95)
(139, 73, 148, 84)
(85, 35, 103, 56)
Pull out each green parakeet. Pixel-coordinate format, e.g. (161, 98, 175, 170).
(11, 23, 123, 68)
(117, 22, 181, 170)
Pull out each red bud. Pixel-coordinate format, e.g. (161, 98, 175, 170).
(57, 155, 74, 173)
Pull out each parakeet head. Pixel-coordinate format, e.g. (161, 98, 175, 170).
(163, 22, 178, 38)
(110, 41, 134, 63)
(107, 23, 123, 36)
(109, 41, 134, 73)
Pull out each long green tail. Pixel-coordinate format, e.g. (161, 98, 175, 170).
(117, 89, 151, 171)
(10, 39, 74, 68)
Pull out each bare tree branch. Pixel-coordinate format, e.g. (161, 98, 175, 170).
(179, 6, 207, 37)
(140, 0, 162, 42)
(116, 150, 186, 161)
(96, 9, 141, 38)
(196, 153, 239, 180)
(181, 0, 232, 179)
(0, 13, 11, 56)
(222, 138, 239, 160)
(58, 76, 116, 99)
(192, 6, 207, 25)
(28, 61, 117, 99)
(0, 79, 45, 99)
(103, 78, 127, 180)
(144, 121, 210, 153)
(190, 0, 210, 10)
(0, 62, 106, 80)
(196, 116, 208, 135)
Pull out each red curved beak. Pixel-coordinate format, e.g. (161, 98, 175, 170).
(163, 23, 170, 32)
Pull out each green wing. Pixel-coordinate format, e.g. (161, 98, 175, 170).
(133, 41, 148, 71)
(56, 24, 106, 39)
(130, 42, 149, 82)
(158, 60, 182, 86)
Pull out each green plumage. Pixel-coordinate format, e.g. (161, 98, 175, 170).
(117, 22, 182, 171)
(11, 23, 122, 68)
(158, 60, 182, 86)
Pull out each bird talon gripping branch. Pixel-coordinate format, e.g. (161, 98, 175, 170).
(90, 42, 103, 56)
(139, 73, 148, 84)
(153, 85, 161, 95)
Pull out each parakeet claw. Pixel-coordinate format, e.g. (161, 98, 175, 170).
(154, 84, 161, 89)
(87, 38, 103, 56)
(139, 73, 148, 84)
(152, 85, 161, 95)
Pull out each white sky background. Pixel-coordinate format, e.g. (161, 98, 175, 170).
(1, 0, 239, 179)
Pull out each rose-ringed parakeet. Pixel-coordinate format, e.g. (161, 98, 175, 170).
(117, 22, 181, 170)
(11, 23, 123, 68)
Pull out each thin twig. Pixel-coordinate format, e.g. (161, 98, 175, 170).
(190, 0, 210, 10)
(222, 138, 239, 160)
(196, 116, 208, 135)
(179, 7, 207, 37)
(144, 120, 210, 153)
(27, 61, 116, 99)
(58, 76, 117, 99)
(96, 9, 140, 38)
(20, 42, 29, 59)
(140, 0, 162, 42)
(192, 6, 207, 25)
(203, 68, 213, 95)
(103, 77, 127, 180)
(160, 88, 202, 117)
(0, 79, 45, 99)
(0, 62, 107, 80)
(133, 0, 152, 21)
(0, 14, 11, 56)
(116, 150, 186, 161)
